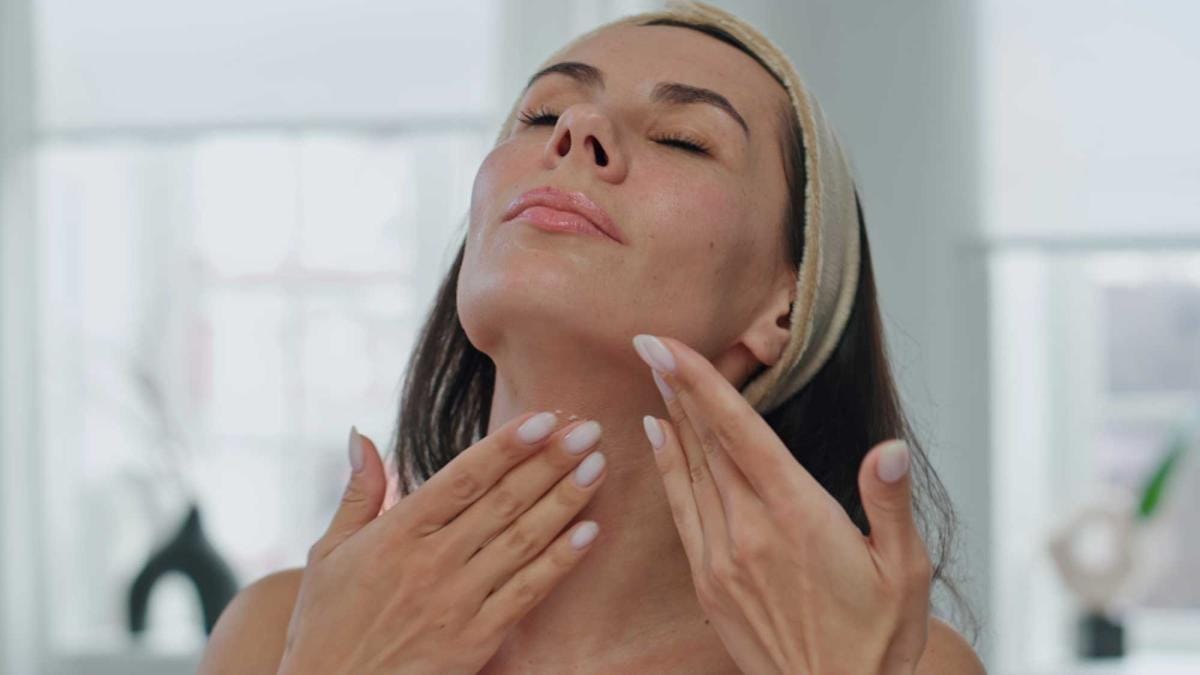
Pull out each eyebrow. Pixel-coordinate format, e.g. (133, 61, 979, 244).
(523, 61, 750, 139)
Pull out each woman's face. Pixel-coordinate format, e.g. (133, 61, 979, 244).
(458, 23, 793, 371)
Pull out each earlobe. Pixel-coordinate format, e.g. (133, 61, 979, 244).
(738, 291, 793, 371)
(713, 287, 794, 388)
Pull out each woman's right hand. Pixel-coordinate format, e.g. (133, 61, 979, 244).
(277, 412, 608, 675)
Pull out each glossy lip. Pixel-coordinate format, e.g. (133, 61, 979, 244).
(501, 185, 625, 244)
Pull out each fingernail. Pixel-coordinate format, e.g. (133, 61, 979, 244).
(518, 412, 558, 444)
(633, 334, 676, 373)
(563, 420, 602, 455)
(574, 451, 606, 487)
(876, 440, 910, 483)
(642, 415, 665, 451)
(571, 521, 600, 550)
(348, 426, 365, 473)
(651, 369, 676, 401)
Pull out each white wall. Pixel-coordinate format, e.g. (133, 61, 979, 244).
(1, 0, 43, 671)
(982, 0, 1200, 240)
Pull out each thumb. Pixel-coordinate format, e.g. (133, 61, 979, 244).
(308, 426, 386, 563)
(858, 439, 921, 564)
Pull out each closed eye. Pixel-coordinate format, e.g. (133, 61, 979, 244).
(516, 107, 712, 156)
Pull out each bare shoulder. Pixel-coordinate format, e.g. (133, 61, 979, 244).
(915, 616, 987, 675)
(197, 567, 305, 675)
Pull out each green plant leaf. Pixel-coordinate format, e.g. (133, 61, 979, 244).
(1136, 430, 1190, 520)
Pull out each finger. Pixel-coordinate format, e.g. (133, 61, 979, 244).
(439, 419, 603, 565)
(459, 441, 607, 604)
(656, 368, 763, 528)
(309, 427, 386, 562)
(646, 368, 730, 559)
(642, 415, 705, 568)
(634, 334, 823, 514)
(858, 439, 923, 565)
(472, 520, 600, 637)
(395, 411, 562, 536)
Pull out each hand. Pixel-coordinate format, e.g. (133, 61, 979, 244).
(278, 413, 609, 675)
(632, 334, 932, 675)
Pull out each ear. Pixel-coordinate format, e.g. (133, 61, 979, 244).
(711, 281, 794, 388)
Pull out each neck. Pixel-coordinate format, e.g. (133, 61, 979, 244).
(480, 331, 715, 668)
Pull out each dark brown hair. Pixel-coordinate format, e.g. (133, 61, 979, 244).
(388, 16, 978, 641)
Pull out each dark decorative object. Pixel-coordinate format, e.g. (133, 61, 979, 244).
(1079, 611, 1124, 658)
(127, 502, 239, 636)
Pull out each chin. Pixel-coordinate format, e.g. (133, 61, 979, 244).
(457, 272, 623, 358)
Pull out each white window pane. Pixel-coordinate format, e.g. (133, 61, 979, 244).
(194, 137, 297, 276)
(193, 441, 290, 576)
(1103, 285, 1200, 394)
(296, 135, 416, 273)
(297, 292, 415, 442)
(200, 289, 289, 437)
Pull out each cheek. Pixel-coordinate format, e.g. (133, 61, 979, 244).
(468, 145, 514, 228)
(640, 177, 749, 273)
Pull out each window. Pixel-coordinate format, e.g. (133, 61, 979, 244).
(990, 246, 1200, 670)
(36, 130, 488, 664)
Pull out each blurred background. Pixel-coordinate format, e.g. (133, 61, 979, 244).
(1, 0, 1197, 673)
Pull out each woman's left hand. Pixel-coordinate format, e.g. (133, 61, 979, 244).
(632, 334, 933, 675)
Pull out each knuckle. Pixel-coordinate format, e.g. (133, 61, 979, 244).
(709, 554, 740, 585)
(503, 525, 540, 560)
(730, 531, 764, 565)
(341, 481, 370, 506)
(689, 462, 707, 485)
(512, 580, 541, 609)
(699, 425, 722, 456)
(450, 470, 483, 503)
(870, 492, 912, 518)
(667, 405, 689, 428)
(490, 487, 525, 522)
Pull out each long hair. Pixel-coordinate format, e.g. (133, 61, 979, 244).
(387, 17, 978, 641)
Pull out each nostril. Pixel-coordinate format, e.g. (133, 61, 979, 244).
(592, 139, 608, 167)
(557, 130, 571, 157)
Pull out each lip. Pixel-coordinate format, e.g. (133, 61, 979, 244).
(501, 186, 624, 244)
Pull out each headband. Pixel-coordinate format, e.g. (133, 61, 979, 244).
(490, 0, 862, 415)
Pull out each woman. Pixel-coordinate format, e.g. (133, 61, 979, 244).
(200, 2, 985, 673)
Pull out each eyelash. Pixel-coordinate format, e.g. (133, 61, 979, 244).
(516, 106, 713, 156)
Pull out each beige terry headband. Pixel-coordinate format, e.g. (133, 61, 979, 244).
(491, 0, 862, 415)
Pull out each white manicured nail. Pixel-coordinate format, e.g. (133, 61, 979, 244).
(571, 521, 599, 550)
(876, 440, 910, 483)
(573, 451, 606, 487)
(642, 415, 665, 450)
(517, 412, 558, 444)
(633, 334, 676, 373)
(348, 426, 364, 473)
(563, 420, 602, 454)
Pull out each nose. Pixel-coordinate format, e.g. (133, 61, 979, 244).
(541, 104, 627, 183)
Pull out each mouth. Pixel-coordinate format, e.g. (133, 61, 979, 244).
(501, 185, 625, 244)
